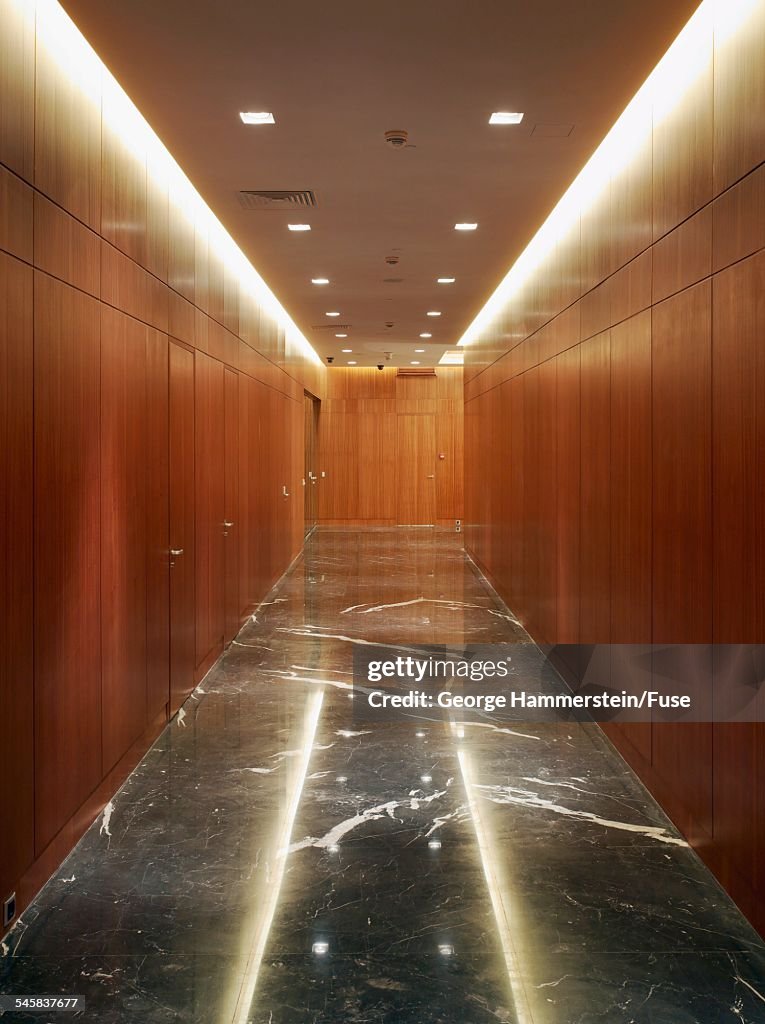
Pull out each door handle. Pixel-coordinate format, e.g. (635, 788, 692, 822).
(170, 548, 184, 556)
(283, 486, 290, 497)
(223, 521, 234, 528)
(427, 474, 435, 478)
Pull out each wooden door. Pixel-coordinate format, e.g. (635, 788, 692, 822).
(169, 341, 195, 714)
(223, 368, 240, 644)
(304, 392, 318, 536)
(194, 352, 225, 675)
(396, 414, 436, 525)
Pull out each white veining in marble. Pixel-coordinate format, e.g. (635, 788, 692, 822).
(340, 597, 521, 623)
(457, 720, 542, 742)
(288, 789, 448, 854)
(475, 783, 687, 847)
(99, 801, 115, 838)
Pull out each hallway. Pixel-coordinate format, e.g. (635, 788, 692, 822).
(2, 529, 764, 1023)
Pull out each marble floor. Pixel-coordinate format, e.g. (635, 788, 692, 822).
(2, 529, 765, 1023)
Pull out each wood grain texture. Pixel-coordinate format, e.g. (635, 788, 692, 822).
(712, 252, 765, 893)
(145, 328, 170, 718)
(194, 351, 225, 670)
(34, 273, 102, 852)
(0, 252, 34, 898)
(100, 306, 148, 773)
(579, 330, 611, 644)
(396, 413, 436, 525)
(169, 340, 195, 713)
(319, 368, 462, 523)
(0, 0, 35, 181)
(34, 191, 100, 296)
(223, 368, 240, 644)
(0, 163, 33, 262)
(34, 24, 101, 230)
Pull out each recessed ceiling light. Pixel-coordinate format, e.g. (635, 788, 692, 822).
(312, 942, 329, 955)
(419, 332, 432, 339)
(341, 348, 352, 353)
(437, 277, 456, 284)
(239, 111, 275, 124)
(347, 360, 357, 365)
(311, 277, 330, 285)
(455, 223, 478, 231)
(415, 349, 425, 353)
(411, 361, 421, 365)
(335, 333, 347, 338)
(489, 112, 524, 124)
(427, 311, 441, 317)
(287, 223, 311, 231)
(326, 311, 340, 317)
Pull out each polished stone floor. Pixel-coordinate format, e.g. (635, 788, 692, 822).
(2, 529, 765, 1023)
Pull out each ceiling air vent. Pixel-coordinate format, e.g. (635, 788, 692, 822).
(237, 189, 317, 210)
(312, 323, 352, 331)
(397, 367, 437, 377)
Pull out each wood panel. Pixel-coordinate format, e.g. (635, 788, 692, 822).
(33, 192, 100, 296)
(169, 340, 195, 713)
(34, 273, 102, 851)
(223, 367, 240, 643)
(554, 346, 580, 644)
(0, 252, 34, 898)
(145, 329, 170, 717)
(712, 252, 765, 893)
(652, 19, 713, 240)
(713, 0, 765, 193)
(396, 414, 436, 525)
(0, 0, 35, 181)
(34, 18, 101, 230)
(100, 307, 148, 772)
(651, 282, 712, 837)
(0, 163, 33, 262)
(609, 310, 652, 761)
(194, 351, 225, 671)
(579, 330, 611, 644)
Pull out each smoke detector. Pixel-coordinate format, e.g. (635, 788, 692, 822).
(385, 322, 394, 328)
(385, 255, 400, 266)
(384, 129, 409, 148)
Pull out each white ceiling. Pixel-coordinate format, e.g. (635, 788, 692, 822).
(64, 0, 698, 367)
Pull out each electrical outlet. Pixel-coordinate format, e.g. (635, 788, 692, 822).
(2, 892, 16, 929)
(455, 519, 461, 526)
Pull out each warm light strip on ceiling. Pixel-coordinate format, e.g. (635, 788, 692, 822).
(456, 743, 534, 1024)
(33, 0, 323, 367)
(457, 0, 760, 348)
(226, 688, 325, 1024)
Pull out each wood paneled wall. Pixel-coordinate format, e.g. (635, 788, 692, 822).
(318, 367, 463, 526)
(0, 0, 324, 929)
(464, 0, 765, 933)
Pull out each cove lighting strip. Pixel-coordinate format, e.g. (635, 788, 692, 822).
(32, 0, 323, 367)
(227, 688, 324, 1024)
(457, 0, 760, 348)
